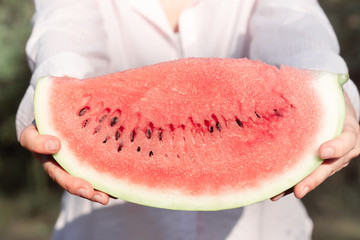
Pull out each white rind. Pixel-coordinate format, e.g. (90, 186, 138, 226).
(34, 71, 346, 211)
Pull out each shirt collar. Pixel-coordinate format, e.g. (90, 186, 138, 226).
(130, 0, 201, 36)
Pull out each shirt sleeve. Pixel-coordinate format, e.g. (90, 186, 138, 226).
(248, 0, 360, 120)
(16, 0, 109, 140)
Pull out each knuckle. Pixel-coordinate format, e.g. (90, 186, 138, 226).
(355, 144, 360, 156)
(328, 168, 337, 177)
(342, 161, 350, 168)
(46, 166, 56, 182)
(63, 182, 72, 194)
(19, 129, 30, 148)
(312, 168, 332, 189)
(28, 137, 45, 153)
(43, 160, 60, 184)
(309, 177, 323, 192)
(20, 125, 38, 149)
(349, 151, 359, 160)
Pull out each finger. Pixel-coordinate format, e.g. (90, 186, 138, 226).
(20, 124, 61, 154)
(294, 92, 360, 199)
(271, 187, 294, 201)
(297, 128, 360, 199)
(42, 155, 109, 205)
(319, 124, 358, 160)
(320, 92, 360, 160)
(93, 190, 111, 204)
(293, 158, 343, 199)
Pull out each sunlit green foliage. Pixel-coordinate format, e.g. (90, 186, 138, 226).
(0, 0, 35, 194)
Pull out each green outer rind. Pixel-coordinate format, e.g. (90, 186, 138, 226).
(338, 73, 349, 86)
(336, 73, 348, 133)
(34, 71, 347, 211)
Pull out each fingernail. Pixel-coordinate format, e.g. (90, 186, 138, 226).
(78, 188, 90, 199)
(94, 194, 104, 204)
(45, 140, 58, 152)
(321, 148, 334, 159)
(272, 192, 285, 201)
(301, 187, 310, 198)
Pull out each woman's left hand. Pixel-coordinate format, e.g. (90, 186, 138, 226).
(272, 92, 360, 201)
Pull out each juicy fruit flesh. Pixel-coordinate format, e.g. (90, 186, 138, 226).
(48, 58, 321, 196)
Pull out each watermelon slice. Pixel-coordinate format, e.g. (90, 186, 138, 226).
(34, 58, 347, 211)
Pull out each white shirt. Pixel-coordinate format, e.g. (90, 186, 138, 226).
(16, 0, 359, 239)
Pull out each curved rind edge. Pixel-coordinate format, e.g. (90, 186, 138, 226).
(34, 77, 52, 133)
(34, 70, 346, 211)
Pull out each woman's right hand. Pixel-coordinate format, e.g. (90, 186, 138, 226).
(20, 123, 110, 205)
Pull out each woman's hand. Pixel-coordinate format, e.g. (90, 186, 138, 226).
(272, 92, 360, 201)
(20, 123, 110, 205)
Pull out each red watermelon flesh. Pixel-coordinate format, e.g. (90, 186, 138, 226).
(34, 58, 347, 210)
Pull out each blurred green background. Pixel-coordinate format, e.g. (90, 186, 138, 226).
(0, 0, 359, 239)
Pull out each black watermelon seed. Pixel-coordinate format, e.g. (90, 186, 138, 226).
(78, 107, 88, 116)
(130, 130, 136, 142)
(146, 129, 151, 139)
(82, 119, 89, 128)
(99, 115, 107, 123)
(209, 126, 214, 133)
(115, 130, 121, 140)
(149, 151, 153, 157)
(103, 138, 108, 143)
(159, 129, 163, 141)
(110, 117, 118, 127)
(216, 122, 221, 131)
(117, 144, 123, 152)
(235, 118, 243, 128)
(255, 111, 261, 118)
(137, 146, 141, 152)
